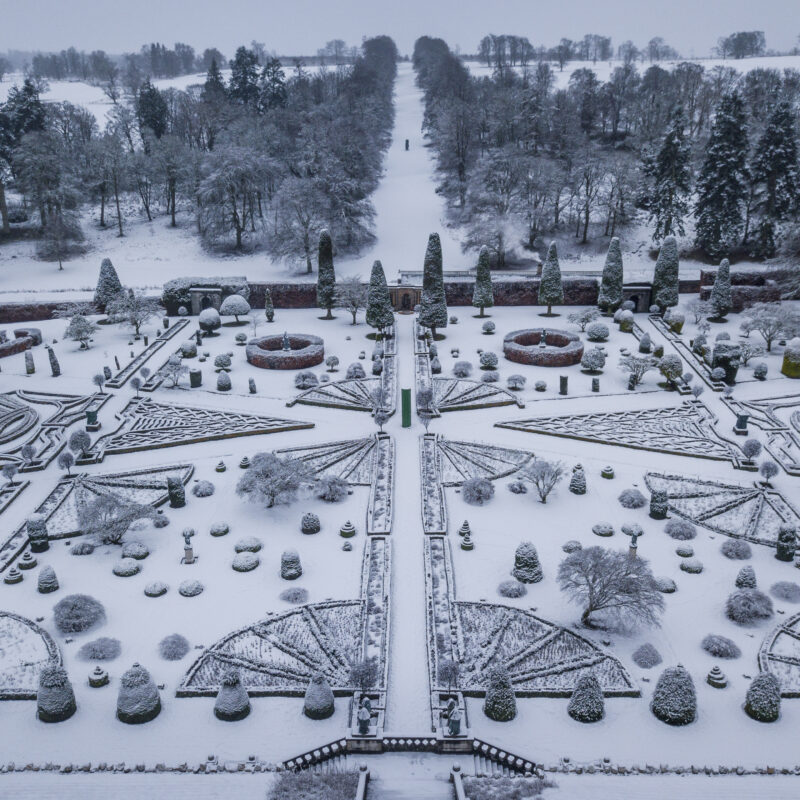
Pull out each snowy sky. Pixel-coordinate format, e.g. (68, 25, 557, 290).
(1, 0, 797, 59)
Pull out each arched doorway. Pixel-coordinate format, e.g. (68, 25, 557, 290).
(200, 295, 212, 310)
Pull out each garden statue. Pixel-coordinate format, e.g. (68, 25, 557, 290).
(182, 527, 196, 564)
(447, 705, 462, 736)
(282, 331, 291, 351)
(195, 330, 203, 347)
(539, 328, 547, 348)
(629, 530, 639, 558)
(357, 703, 371, 735)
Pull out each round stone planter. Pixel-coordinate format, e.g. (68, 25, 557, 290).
(503, 329, 584, 367)
(246, 334, 324, 370)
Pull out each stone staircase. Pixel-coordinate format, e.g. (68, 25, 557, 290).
(367, 775, 453, 799)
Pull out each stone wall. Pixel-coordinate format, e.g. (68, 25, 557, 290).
(0, 302, 68, 324)
(444, 278, 599, 307)
(248, 282, 317, 309)
(700, 284, 782, 312)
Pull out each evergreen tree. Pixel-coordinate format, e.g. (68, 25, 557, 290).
(709, 258, 732, 319)
(137, 80, 168, 141)
(472, 245, 494, 317)
(750, 102, 799, 258)
(202, 58, 227, 102)
(483, 665, 517, 721)
(316, 229, 336, 319)
(597, 236, 623, 313)
(419, 232, 448, 335)
(694, 92, 749, 259)
(228, 47, 260, 107)
(259, 58, 287, 111)
(567, 673, 604, 722)
(366, 260, 394, 332)
(651, 235, 679, 312)
(644, 106, 691, 241)
(538, 241, 563, 315)
(94, 257, 123, 308)
(264, 287, 274, 322)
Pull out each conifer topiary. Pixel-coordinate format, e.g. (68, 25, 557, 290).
(776, 524, 796, 562)
(650, 665, 696, 725)
(264, 288, 274, 322)
(116, 663, 161, 724)
(539, 241, 563, 315)
(214, 668, 251, 721)
(483, 665, 516, 721)
(419, 233, 448, 335)
(472, 246, 494, 317)
(652, 235, 679, 312)
(94, 258, 123, 308)
(569, 465, 587, 495)
(709, 258, 732, 319)
(316, 229, 336, 319)
(512, 541, 543, 584)
(567, 674, 604, 722)
(303, 672, 335, 720)
(37, 663, 77, 722)
(597, 237, 624, 313)
(366, 260, 394, 332)
(744, 672, 781, 722)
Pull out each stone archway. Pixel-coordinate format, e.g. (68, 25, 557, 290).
(200, 295, 212, 310)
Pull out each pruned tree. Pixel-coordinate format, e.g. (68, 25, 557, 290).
(159, 354, 188, 388)
(740, 303, 800, 351)
(64, 315, 98, 349)
(568, 308, 600, 332)
(236, 452, 315, 508)
(619, 353, 659, 388)
(106, 289, 161, 337)
(519, 458, 564, 503)
(77, 494, 157, 545)
(335, 276, 369, 325)
(349, 657, 379, 692)
(365, 260, 394, 333)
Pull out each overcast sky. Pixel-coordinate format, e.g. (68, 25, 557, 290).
(2, 0, 797, 59)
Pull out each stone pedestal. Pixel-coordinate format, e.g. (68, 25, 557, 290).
(86, 409, 101, 432)
(733, 413, 749, 436)
(182, 546, 195, 565)
(559, 375, 568, 395)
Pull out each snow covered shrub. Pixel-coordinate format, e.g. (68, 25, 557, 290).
(581, 347, 606, 373)
(268, 771, 360, 800)
(53, 594, 105, 633)
(638, 332, 652, 353)
(508, 480, 528, 494)
(512, 541, 543, 584)
(37, 565, 59, 594)
(346, 362, 366, 380)
(232, 552, 260, 572)
(498, 580, 527, 598)
(656, 577, 677, 593)
(680, 558, 703, 574)
(618, 488, 646, 509)
(304, 672, 335, 720)
(210, 522, 229, 537)
(534, 380, 547, 391)
(586, 322, 610, 342)
(479, 352, 498, 370)
(562, 540, 582, 553)
(153, 514, 169, 529)
(482, 321, 496, 335)
(701, 634, 741, 659)
(736, 566, 757, 588)
(770, 581, 800, 602)
(301, 513, 321, 534)
(567, 674, 604, 723)
(621, 523, 643, 538)
(569, 466, 587, 495)
(179, 341, 198, 359)
(711, 367, 726, 382)
(481, 370, 499, 383)
(461, 777, 550, 800)
(198, 308, 221, 335)
(77, 637, 121, 661)
(676, 545, 694, 558)
(592, 522, 614, 537)
(483, 666, 516, 721)
(294, 371, 319, 390)
(281, 550, 302, 580)
(462, 477, 494, 506)
(280, 587, 309, 604)
(214, 354, 232, 372)
(235, 332, 247, 345)
(721, 539, 752, 560)
(507, 374, 526, 390)
(159, 633, 190, 661)
(753, 362, 768, 380)
(316, 475, 348, 503)
(144, 582, 168, 598)
(776, 524, 797, 562)
(178, 580, 204, 597)
(235, 536, 262, 553)
(618, 310, 634, 332)
(632, 643, 662, 669)
(744, 673, 781, 722)
(37, 664, 76, 723)
(450, 316, 458, 324)
(112, 558, 141, 577)
(664, 520, 696, 540)
(219, 294, 250, 323)
(122, 541, 149, 560)
(430, 356, 442, 374)
(726, 589, 773, 625)
(216, 372, 231, 391)
(650, 665, 696, 725)
(372, 359, 383, 375)
(117, 663, 161, 724)
(214, 668, 251, 721)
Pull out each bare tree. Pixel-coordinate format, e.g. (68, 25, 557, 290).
(557, 546, 665, 628)
(236, 452, 315, 508)
(336, 276, 369, 325)
(106, 288, 162, 337)
(740, 303, 800, 351)
(77, 494, 157, 545)
(618, 353, 659, 388)
(519, 458, 565, 503)
(159, 354, 188, 388)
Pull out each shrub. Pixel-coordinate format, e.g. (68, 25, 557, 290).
(481, 370, 499, 383)
(512, 541, 543, 583)
(534, 380, 546, 391)
(304, 673, 335, 720)
(192, 480, 215, 498)
(214, 668, 251, 721)
(346, 362, 366, 380)
(462, 477, 494, 506)
(753, 362, 768, 380)
(153, 514, 170, 529)
(181, 342, 198, 359)
(581, 346, 606, 373)
(460, 777, 550, 800)
(621, 523, 643, 538)
(701, 634, 741, 659)
(567, 674, 604, 723)
(112, 558, 141, 577)
(586, 322, 610, 342)
(216, 372, 231, 391)
(776, 524, 797, 562)
(281, 550, 302, 580)
(632, 643, 662, 668)
(563, 540, 582, 553)
(280, 587, 309, 604)
(268, 771, 359, 800)
(213, 353, 232, 371)
(159, 633, 190, 660)
(235, 536, 262, 553)
(295, 371, 319, 390)
(726, 588, 773, 625)
(650, 665, 696, 725)
(721, 539, 752, 560)
(735, 566, 757, 588)
(618, 488, 646, 508)
(770, 581, 800, 602)
(481, 320, 496, 335)
(430, 356, 441, 374)
(664, 520, 696, 540)
(144, 581, 168, 597)
(483, 666, 516, 721)
(680, 558, 703, 574)
(592, 522, 614, 537)
(117, 663, 161, 724)
(656, 577, 677, 593)
(711, 366, 726, 382)
(77, 637, 121, 661)
(316, 475, 348, 503)
(210, 521, 229, 537)
(232, 552, 260, 572)
(744, 673, 781, 722)
(479, 351, 498, 369)
(498, 580, 527, 598)
(178, 580, 204, 597)
(508, 479, 528, 494)
(37, 565, 59, 594)
(300, 513, 321, 534)
(37, 664, 76, 723)
(507, 374, 526, 390)
(121, 540, 149, 561)
(53, 594, 106, 634)
(235, 332, 247, 345)
(198, 307, 221, 334)
(676, 545, 694, 558)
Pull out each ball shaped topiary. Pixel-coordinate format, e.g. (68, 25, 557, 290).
(234, 537, 262, 553)
(701, 634, 741, 659)
(483, 666, 516, 721)
(37, 664, 77, 723)
(650, 665, 696, 725)
(735, 566, 757, 589)
(462, 477, 495, 506)
(122, 541, 149, 560)
(664, 520, 696, 540)
(632, 643, 662, 669)
(721, 539, 752, 560)
(113, 558, 141, 577)
(70, 541, 95, 556)
(497, 580, 527, 599)
(482, 321, 496, 335)
(453, 361, 473, 378)
(592, 522, 614, 537)
(144, 581, 168, 598)
(116, 663, 161, 724)
(210, 521, 229, 537)
(153, 514, 170, 529)
(675, 545, 694, 558)
(295, 371, 319, 390)
(178, 580, 204, 597)
(534, 380, 547, 392)
(192, 480, 215, 498)
(479, 352, 499, 370)
(680, 558, 703, 574)
(567, 674, 604, 723)
(214, 668, 251, 721)
(562, 540, 582, 554)
(159, 633, 190, 661)
(744, 672, 781, 722)
(303, 672, 335, 720)
(586, 322, 610, 342)
(232, 552, 260, 572)
(656, 577, 677, 594)
(280, 587, 309, 604)
(77, 637, 121, 661)
(725, 588, 773, 625)
(53, 594, 106, 634)
(315, 475, 348, 503)
(37, 565, 59, 594)
(481, 370, 499, 383)
(618, 488, 646, 509)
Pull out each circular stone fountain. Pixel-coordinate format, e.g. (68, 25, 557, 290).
(503, 328, 584, 367)
(246, 334, 324, 370)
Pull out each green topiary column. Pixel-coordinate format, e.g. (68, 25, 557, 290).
(597, 237, 624, 313)
(539, 242, 564, 315)
(472, 246, 494, 317)
(316, 229, 336, 320)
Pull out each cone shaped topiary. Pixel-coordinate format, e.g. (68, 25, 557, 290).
(303, 672, 335, 720)
(214, 668, 251, 721)
(37, 663, 76, 722)
(419, 233, 448, 334)
(569, 465, 587, 495)
(512, 541, 543, 583)
(652, 235, 679, 312)
(366, 260, 394, 332)
(37, 565, 59, 594)
(598, 237, 624, 313)
(567, 673, 604, 722)
(472, 246, 494, 317)
(744, 672, 781, 722)
(651, 665, 696, 725)
(116, 663, 161, 724)
(94, 258, 124, 309)
(709, 258, 732, 319)
(539, 242, 564, 315)
(483, 665, 516, 721)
